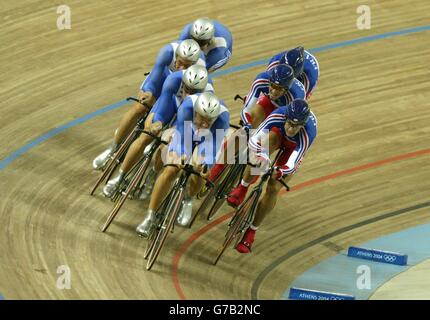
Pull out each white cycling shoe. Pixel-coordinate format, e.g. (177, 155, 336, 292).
(138, 168, 158, 200)
(136, 211, 155, 238)
(92, 148, 114, 170)
(103, 174, 122, 198)
(176, 197, 193, 227)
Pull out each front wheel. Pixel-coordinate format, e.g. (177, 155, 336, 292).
(213, 191, 257, 265)
(146, 187, 185, 270)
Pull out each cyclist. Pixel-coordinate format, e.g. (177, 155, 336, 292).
(102, 65, 213, 198)
(205, 64, 306, 186)
(227, 99, 317, 253)
(267, 46, 319, 99)
(136, 92, 230, 236)
(179, 17, 232, 73)
(92, 39, 204, 170)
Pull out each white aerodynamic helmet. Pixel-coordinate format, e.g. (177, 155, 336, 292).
(190, 17, 215, 41)
(195, 92, 221, 120)
(176, 39, 201, 63)
(182, 65, 209, 91)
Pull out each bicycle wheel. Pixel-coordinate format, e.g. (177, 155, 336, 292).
(101, 156, 151, 232)
(207, 163, 245, 221)
(188, 184, 216, 228)
(223, 191, 256, 245)
(189, 163, 231, 228)
(143, 196, 171, 260)
(146, 187, 185, 270)
(90, 128, 137, 195)
(213, 191, 257, 265)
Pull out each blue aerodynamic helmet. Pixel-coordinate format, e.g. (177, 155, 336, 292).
(269, 64, 294, 89)
(280, 46, 305, 78)
(285, 99, 310, 125)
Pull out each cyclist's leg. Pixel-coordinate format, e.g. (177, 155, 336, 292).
(138, 127, 175, 200)
(228, 130, 281, 207)
(176, 145, 204, 226)
(120, 112, 156, 174)
(207, 128, 236, 182)
(248, 103, 267, 130)
(136, 151, 180, 236)
(253, 175, 292, 226)
(148, 152, 180, 212)
(236, 175, 291, 254)
(236, 145, 294, 253)
(93, 91, 153, 170)
(154, 145, 164, 172)
(103, 113, 155, 197)
(253, 135, 297, 225)
(120, 134, 152, 174)
(114, 91, 154, 145)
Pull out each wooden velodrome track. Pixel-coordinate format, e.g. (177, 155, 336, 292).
(1, 0, 429, 299)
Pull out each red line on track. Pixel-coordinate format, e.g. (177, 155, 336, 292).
(171, 148, 430, 299)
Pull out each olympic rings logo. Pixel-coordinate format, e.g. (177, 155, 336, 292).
(383, 254, 397, 262)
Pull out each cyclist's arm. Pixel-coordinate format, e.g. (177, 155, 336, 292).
(151, 76, 178, 126)
(266, 52, 283, 71)
(248, 94, 276, 129)
(178, 24, 192, 40)
(248, 112, 285, 165)
(141, 44, 173, 96)
(205, 111, 230, 167)
(240, 72, 270, 126)
(169, 100, 194, 160)
(248, 130, 281, 170)
(304, 52, 320, 99)
(290, 79, 306, 100)
(196, 52, 207, 70)
(206, 47, 231, 73)
(275, 126, 317, 179)
(247, 104, 265, 129)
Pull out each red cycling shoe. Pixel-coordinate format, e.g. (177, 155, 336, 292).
(236, 228, 256, 253)
(227, 184, 248, 207)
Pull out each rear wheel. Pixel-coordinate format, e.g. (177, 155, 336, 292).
(213, 191, 256, 265)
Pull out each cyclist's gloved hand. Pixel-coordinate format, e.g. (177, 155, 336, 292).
(271, 166, 283, 180)
(197, 164, 209, 179)
(253, 155, 270, 170)
(242, 122, 252, 131)
(178, 155, 190, 169)
(149, 121, 163, 135)
(138, 91, 153, 103)
(137, 91, 154, 110)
